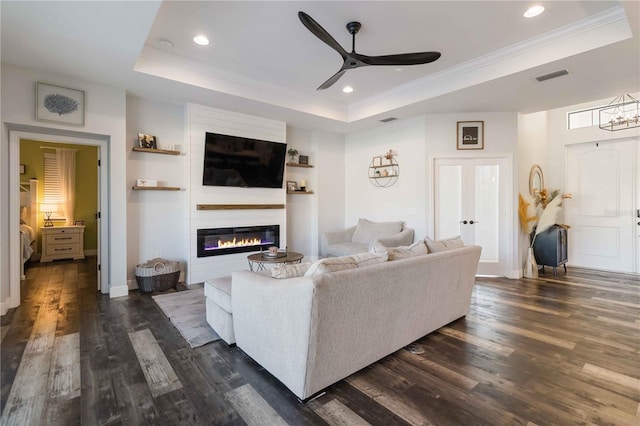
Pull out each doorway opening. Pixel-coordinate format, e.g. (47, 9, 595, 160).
(8, 127, 109, 312)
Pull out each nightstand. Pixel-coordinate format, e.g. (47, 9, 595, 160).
(40, 225, 85, 262)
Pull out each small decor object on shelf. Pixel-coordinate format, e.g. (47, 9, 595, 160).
(36, 82, 85, 126)
(300, 180, 307, 191)
(457, 121, 484, 150)
(299, 155, 309, 165)
(136, 179, 158, 187)
(138, 133, 157, 149)
(287, 148, 298, 163)
(74, 220, 84, 226)
(287, 181, 297, 191)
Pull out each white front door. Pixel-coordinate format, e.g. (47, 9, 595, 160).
(566, 138, 638, 273)
(434, 157, 509, 276)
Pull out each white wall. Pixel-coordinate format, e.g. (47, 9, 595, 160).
(314, 130, 346, 256)
(345, 116, 428, 239)
(1, 64, 128, 311)
(126, 96, 187, 287)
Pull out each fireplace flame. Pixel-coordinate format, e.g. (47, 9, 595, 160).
(218, 237, 262, 248)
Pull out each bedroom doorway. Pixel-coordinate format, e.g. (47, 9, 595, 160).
(21, 140, 101, 288)
(8, 128, 109, 312)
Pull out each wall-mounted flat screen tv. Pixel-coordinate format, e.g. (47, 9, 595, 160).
(202, 132, 287, 188)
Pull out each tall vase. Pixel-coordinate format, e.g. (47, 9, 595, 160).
(524, 247, 538, 278)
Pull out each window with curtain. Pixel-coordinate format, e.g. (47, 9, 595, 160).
(43, 153, 64, 220)
(43, 149, 76, 224)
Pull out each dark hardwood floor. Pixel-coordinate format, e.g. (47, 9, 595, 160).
(1, 257, 639, 425)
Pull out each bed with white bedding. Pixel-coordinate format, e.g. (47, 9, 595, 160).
(20, 179, 38, 279)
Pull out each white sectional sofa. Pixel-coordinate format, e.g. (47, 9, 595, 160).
(229, 243, 481, 400)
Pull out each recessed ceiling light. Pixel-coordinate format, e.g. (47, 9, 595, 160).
(394, 68, 403, 72)
(342, 86, 354, 93)
(524, 5, 545, 18)
(193, 35, 210, 46)
(158, 39, 173, 49)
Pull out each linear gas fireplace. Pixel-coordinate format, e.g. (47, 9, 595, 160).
(197, 225, 280, 257)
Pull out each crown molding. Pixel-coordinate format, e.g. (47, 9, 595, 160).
(347, 5, 632, 122)
(133, 5, 631, 125)
(134, 47, 348, 122)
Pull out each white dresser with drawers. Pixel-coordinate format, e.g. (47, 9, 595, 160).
(40, 225, 85, 262)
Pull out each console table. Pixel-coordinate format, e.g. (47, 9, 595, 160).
(247, 251, 304, 272)
(40, 225, 85, 262)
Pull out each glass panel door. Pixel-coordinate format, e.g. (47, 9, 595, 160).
(435, 158, 505, 276)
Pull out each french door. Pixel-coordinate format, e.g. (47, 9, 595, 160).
(434, 157, 510, 276)
(565, 138, 639, 273)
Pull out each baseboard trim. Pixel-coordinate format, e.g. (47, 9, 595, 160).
(0, 301, 7, 316)
(109, 284, 129, 298)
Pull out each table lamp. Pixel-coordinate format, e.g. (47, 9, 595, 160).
(40, 203, 58, 227)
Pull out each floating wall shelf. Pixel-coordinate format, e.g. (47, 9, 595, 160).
(132, 147, 180, 156)
(368, 157, 399, 187)
(132, 186, 181, 191)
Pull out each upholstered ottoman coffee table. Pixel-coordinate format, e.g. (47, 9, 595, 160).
(204, 276, 235, 345)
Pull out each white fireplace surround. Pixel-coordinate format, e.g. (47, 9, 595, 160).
(186, 104, 287, 284)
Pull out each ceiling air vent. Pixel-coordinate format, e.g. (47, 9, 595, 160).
(379, 117, 397, 123)
(535, 69, 569, 82)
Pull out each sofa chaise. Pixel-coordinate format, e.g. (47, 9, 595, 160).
(229, 242, 481, 400)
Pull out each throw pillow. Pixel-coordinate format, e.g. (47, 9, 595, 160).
(351, 218, 403, 244)
(271, 262, 313, 279)
(370, 240, 428, 260)
(304, 256, 358, 276)
(424, 236, 464, 253)
(348, 252, 388, 267)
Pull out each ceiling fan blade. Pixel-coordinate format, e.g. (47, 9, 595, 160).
(317, 69, 347, 90)
(298, 11, 348, 59)
(360, 51, 441, 66)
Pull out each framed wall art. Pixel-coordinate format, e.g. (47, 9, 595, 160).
(36, 82, 85, 126)
(138, 133, 157, 149)
(457, 121, 484, 150)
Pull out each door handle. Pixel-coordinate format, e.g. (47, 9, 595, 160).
(460, 220, 468, 224)
(469, 220, 479, 224)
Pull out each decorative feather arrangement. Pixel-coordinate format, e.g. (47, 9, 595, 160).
(531, 195, 562, 246)
(518, 194, 538, 234)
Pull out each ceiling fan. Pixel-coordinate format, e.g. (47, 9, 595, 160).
(298, 11, 441, 90)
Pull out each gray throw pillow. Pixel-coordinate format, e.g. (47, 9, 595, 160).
(348, 252, 388, 267)
(271, 262, 313, 279)
(304, 256, 358, 276)
(424, 236, 464, 252)
(370, 240, 428, 260)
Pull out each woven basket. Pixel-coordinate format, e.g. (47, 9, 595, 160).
(135, 258, 180, 292)
(135, 271, 179, 293)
